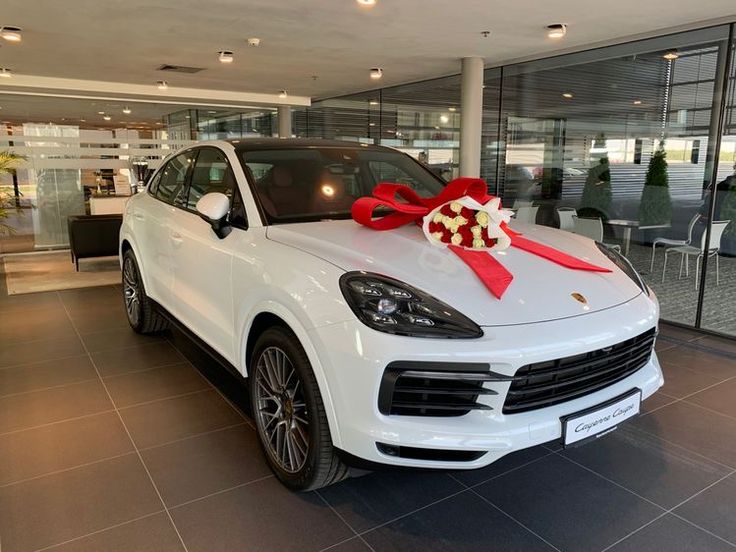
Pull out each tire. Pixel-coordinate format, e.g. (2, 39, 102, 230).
(250, 326, 348, 491)
(122, 249, 169, 335)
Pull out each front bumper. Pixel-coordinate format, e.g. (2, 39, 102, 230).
(307, 292, 663, 469)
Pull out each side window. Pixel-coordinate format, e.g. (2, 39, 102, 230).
(147, 168, 163, 195)
(155, 152, 193, 203)
(186, 148, 235, 211)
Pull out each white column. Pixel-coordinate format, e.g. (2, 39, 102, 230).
(459, 57, 484, 177)
(277, 105, 292, 138)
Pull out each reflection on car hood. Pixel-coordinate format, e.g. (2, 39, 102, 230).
(266, 219, 643, 326)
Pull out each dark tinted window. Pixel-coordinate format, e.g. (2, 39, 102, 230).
(186, 148, 235, 211)
(240, 148, 444, 223)
(155, 152, 193, 203)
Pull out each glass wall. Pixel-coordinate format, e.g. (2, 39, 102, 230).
(304, 23, 736, 338)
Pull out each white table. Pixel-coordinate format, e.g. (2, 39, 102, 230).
(89, 195, 130, 215)
(605, 219, 670, 256)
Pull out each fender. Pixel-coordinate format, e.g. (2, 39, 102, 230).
(237, 298, 346, 449)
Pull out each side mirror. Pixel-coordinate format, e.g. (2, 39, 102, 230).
(196, 192, 231, 239)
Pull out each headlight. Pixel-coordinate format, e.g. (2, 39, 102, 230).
(596, 243, 647, 294)
(339, 272, 483, 338)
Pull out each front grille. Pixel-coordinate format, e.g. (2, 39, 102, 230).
(378, 362, 499, 417)
(502, 328, 656, 414)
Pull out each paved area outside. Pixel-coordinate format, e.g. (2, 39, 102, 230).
(1, 280, 736, 551)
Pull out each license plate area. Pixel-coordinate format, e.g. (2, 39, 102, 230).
(561, 389, 641, 447)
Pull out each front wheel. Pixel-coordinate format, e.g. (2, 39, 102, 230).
(250, 326, 348, 491)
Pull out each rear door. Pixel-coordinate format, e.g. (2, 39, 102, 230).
(140, 151, 194, 306)
(168, 147, 240, 359)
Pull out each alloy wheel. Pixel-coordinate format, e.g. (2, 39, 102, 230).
(123, 257, 141, 326)
(254, 346, 310, 473)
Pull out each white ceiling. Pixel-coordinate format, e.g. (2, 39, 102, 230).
(0, 0, 735, 101)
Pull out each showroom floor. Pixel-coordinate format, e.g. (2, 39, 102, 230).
(1, 283, 736, 551)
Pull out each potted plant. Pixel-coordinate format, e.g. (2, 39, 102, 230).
(0, 150, 27, 235)
(579, 135, 612, 220)
(638, 142, 672, 226)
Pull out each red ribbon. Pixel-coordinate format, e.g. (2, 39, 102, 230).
(351, 177, 610, 299)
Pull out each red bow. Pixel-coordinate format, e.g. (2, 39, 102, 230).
(351, 177, 611, 299)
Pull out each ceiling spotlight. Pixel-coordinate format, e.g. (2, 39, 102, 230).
(663, 51, 679, 60)
(157, 80, 168, 89)
(103, 115, 112, 121)
(440, 114, 449, 123)
(122, 106, 132, 114)
(370, 67, 383, 79)
(633, 100, 642, 105)
(448, 107, 457, 112)
(218, 50, 234, 63)
(546, 24, 567, 39)
(0, 26, 22, 43)
(247, 37, 261, 47)
(481, 30, 491, 38)
(97, 111, 105, 115)
(278, 89, 288, 98)
(369, 99, 379, 105)
(356, 0, 377, 6)
(207, 110, 217, 114)
(562, 92, 574, 99)
(0, 68, 12, 78)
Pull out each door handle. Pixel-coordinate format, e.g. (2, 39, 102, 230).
(133, 213, 145, 221)
(170, 232, 183, 243)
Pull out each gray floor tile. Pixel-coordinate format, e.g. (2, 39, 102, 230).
(659, 362, 729, 398)
(0, 307, 78, 344)
(104, 362, 210, 408)
(91, 341, 186, 377)
(674, 473, 736, 544)
(45, 512, 183, 552)
(607, 514, 735, 552)
(0, 411, 133, 486)
(362, 490, 555, 552)
(450, 445, 551, 487)
(475, 454, 663, 551)
(0, 354, 97, 397)
(0, 379, 113, 434)
(640, 390, 677, 414)
(71, 305, 130, 334)
(0, 335, 85, 369)
(0, 454, 162, 551)
(685, 378, 736, 419)
(318, 470, 464, 533)
(632, 401, 736, 468)
(119, 389, 243, 449)
(562, 425, 731, 508)
(80, 327, 164, 354)
(141, 424, 271, 507)
(171, 477, 353, 552)
(656, 346, 736, 379)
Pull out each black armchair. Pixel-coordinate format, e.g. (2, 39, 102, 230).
(67, 214, 123, 271)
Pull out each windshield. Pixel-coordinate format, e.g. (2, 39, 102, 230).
(239, 147, 445, 224)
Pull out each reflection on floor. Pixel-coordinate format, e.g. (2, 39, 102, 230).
(1, 280, 736, 551)
(626, 243, 736, 335)
(2, 251, 120, 295)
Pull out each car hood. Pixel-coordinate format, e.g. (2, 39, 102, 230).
(266, 219, 643, 326)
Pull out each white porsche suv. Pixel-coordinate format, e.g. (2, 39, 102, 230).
(120, 139, 663, 491)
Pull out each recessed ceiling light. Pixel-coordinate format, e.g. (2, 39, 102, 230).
(369, 122, 376, 126)
(157, 80, 168, 89)
(80, 118, 86, 122)
(440, 114, 449, 123)
(218, 50, 234, 63)
(123, 106, 132, 114)
(247, 37, 261, 47)
(0, 26, 22, 43)
(546, 24, 567, 39)
(663, 51, 679, 60)
(356, 0, 377, 6)
(103, 115, 112, 121)
(156, 122, 163, 125)
(370, 67, 383, 80)
(98, 111, 105, 115)
(369, 99, 379, 105)
(185, 115, 191, 119)
(448, 107, 457, 112)
(278, 89, 288, 98)
(207, 110, 217, 114)
(562, 92, 574, 99)
(0, 68, 12, 78)
(633, 100, 642, 105)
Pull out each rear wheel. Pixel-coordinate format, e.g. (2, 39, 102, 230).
(122, 249, 168, 334)
(250, 326, 348, 491)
